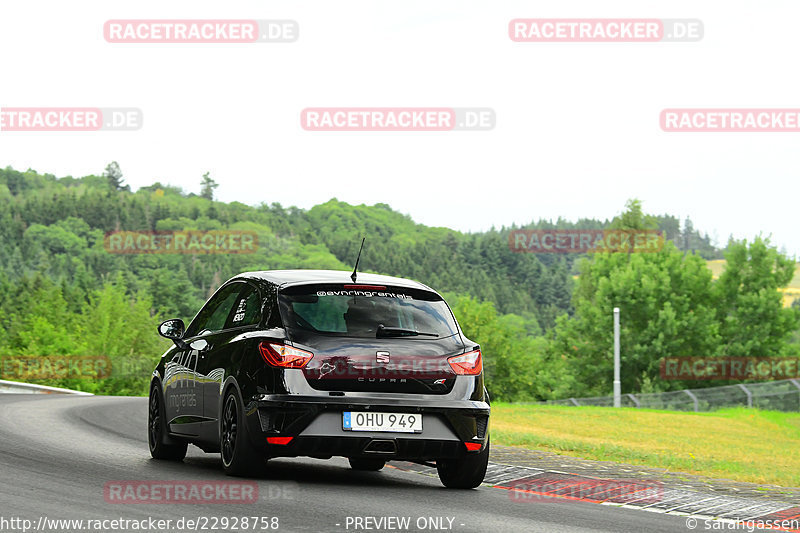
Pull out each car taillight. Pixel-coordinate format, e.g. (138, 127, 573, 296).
(448, 350, 482, 375)
(259, 342, 313, 369)
(464, 442, 482, 452)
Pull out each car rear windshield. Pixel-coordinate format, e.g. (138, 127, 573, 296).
(278, 284, 458, 339)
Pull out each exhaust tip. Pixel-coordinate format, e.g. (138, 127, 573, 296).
(363, 439, 397, 455)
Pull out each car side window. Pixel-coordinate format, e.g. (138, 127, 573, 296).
(186, 283, 244, 337)
(229, 285, 261, 328)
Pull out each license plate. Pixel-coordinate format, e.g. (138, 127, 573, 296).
(342, 411, 422, 433)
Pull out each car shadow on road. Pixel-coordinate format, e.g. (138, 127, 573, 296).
(139, 449, 451, 492)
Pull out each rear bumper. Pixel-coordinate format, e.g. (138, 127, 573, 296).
(280, 436, 465, 461)
(244, 394, 490, 460)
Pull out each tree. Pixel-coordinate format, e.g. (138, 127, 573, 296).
(446, 294, 555, 401)
(200, 172, 218, 200)
(682, 217, 695, 251)
(549, 202, 800, 397)
(713, 237, 799, 356)
(609, 198, 658, 230)
(549, 200, 720, 396)
(679, 217, 721, 259)
(80, 277, 169, 395)
(550, 240, 720, 396)
(103, 162, 129, 191)
(655, 214, 681, 243)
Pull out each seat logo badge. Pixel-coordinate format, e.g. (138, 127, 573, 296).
(376, 351, 390, 364)
(319, 362, 335, 378)
(433, 379, 446, 385)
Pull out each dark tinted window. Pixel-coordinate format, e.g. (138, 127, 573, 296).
(186, 283, 243, 336)
(278, 285, 457, 339)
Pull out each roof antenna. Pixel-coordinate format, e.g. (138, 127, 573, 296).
(350, 237, 365, 283)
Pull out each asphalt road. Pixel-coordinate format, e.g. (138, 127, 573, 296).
(0, 395, 695, 533)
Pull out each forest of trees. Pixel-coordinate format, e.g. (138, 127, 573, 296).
(0, 165, 794, 400)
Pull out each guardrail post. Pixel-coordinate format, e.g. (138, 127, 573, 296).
(682, 389, 699, 412)
(789, 379, 800, 410)
(626, 393, 640, 408)
(736, 383, 753, 408)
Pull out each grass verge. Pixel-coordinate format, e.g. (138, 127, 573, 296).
(491, 404, 800, 487)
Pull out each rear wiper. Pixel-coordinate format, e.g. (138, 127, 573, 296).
(377, 325, 439, 338)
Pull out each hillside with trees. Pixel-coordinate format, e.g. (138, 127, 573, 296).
(0, 165, 794, 400)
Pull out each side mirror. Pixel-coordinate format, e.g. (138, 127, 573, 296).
(158, 319, 186, 341)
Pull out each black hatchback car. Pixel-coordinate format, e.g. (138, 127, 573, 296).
(149, 270, 490, 488)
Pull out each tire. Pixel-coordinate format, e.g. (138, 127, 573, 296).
(348, 457, 386, 471)
(220, 389, 267, 477)
(148, 384, 188, 461)
(436, 438, 490, 489)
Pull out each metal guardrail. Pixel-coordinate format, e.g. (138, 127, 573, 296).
(535, 379, 800, 412)
(0, 379, 93, 396)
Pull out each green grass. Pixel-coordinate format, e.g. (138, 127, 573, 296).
(491, 404, 800, 487)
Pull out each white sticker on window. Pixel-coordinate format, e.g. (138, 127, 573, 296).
(232, 299, 247, 322)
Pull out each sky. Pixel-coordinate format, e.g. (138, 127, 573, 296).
(0, 1, 798, 256)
